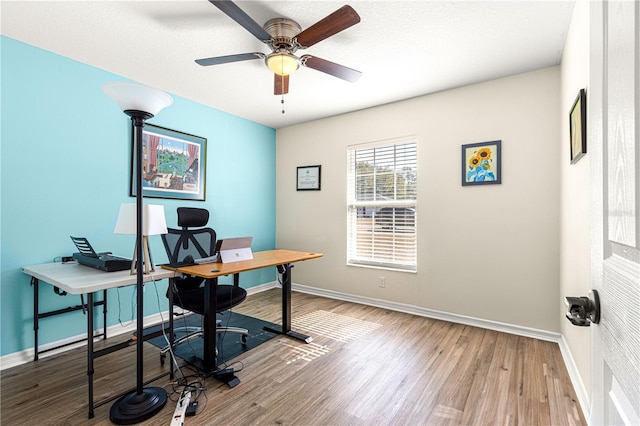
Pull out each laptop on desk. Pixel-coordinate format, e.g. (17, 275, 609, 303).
(216, 237, 253, 263)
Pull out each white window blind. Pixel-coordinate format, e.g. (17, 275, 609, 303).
(347, 140, 417, 271)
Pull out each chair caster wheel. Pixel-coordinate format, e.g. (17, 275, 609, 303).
(160, 353, 166, 366)
(241, 334, 247, 345)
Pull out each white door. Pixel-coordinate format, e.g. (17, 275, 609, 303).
(589, 1, 640, 425)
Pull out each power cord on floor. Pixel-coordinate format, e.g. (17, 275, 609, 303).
(166, 368, 208, 415)
(151, 275, 207, 415)
(151, 276, 186, 376)
(170, 281, 208, 373)
(150, 272, 250, 415)
(209, 288, 245, 375)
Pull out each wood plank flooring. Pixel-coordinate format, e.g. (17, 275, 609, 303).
(1, 289, 585, 425)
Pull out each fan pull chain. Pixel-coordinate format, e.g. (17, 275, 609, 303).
(280, 54, 286, 114)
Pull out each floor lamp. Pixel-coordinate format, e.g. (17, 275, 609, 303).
(102, 81, 173, 424)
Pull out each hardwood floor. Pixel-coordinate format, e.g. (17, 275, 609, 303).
(1, 289, 585, 425)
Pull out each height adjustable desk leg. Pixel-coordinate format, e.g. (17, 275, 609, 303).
(281, 264, 292, 332)
(203, 277, 216, 373)
(203, 277, 240, 387)
(168, 277, 175, 379)
(264, 264, 312, 344)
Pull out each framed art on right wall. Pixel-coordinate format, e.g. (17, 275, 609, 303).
(462, 140, 502, 186)
(570, 88, 587, 164)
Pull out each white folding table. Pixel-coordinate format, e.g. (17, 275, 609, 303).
(22, 262, 176, 418)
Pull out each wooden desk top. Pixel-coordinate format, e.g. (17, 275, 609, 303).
(161, 249, 323, 279)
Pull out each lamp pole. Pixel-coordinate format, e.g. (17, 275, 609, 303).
(132, 110, 153, 397)
(110, 109, 168, 425)
(102, 82, 172, 425)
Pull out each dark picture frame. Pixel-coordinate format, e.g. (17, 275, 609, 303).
(462, 140, 502, 186)
(297, 165, 321, 191)
(570, 88, 587, 164)
(131, 124, 206, 201)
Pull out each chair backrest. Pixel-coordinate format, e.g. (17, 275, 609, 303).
(162, 208, 216, 263)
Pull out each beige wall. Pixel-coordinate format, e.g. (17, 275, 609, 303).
(560, 0, 591, 395)
(276, 67, 561, 332)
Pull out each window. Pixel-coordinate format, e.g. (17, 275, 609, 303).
(347, 139, 417, 271)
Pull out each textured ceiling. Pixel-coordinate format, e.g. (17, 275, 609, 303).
(1, 1, 575, 129)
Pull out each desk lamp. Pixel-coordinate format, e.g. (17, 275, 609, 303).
(102, 81, 173, 424)
(114, 203, 168, 275)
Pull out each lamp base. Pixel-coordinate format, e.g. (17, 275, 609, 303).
(130, 236, 156, 275)
(109, 387, 167, 425)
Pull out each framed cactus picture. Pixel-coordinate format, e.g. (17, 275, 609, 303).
(461, 140, 502, 186)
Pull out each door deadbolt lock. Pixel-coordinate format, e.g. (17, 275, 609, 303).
(565, 289, 600, 326)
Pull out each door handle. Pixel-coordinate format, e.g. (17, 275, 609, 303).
(565, 290, 600, 326)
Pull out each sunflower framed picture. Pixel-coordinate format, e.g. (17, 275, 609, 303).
(461, 140, 502, 186)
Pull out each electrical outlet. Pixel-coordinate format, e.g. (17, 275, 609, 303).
(379, 277, 386, 288)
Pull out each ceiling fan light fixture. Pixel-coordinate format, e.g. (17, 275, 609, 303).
(266, 52, 299, 76)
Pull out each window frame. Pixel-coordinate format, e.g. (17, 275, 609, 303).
(346, 138, 417, 272)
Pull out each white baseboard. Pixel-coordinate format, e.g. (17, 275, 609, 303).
(291, 282, 591, 421)
(245, 280, 278, 295)
(0, 311, 169, 370)
(0, 281, 279, 371)
(292, 283, 560, 341)
(557, 334, 591, 422)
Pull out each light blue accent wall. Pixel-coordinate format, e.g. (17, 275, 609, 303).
(0, 36, 276, 356)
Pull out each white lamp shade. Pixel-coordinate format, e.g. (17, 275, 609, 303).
(101, 82, 173, 116)
(114, 204, 168, 236)
(266, 53, 299, 76)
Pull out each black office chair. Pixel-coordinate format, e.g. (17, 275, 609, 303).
(160, 207, 248, 365)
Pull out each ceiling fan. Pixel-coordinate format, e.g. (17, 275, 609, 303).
(196, 1, 362, 96)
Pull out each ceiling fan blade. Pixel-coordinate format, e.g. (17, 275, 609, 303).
(274, 74, 290, 95)
(300, 55, 362, 82)
(295, 5, 360, 48)
(209, 0, 272, 42)
(196, 52, 264, 66)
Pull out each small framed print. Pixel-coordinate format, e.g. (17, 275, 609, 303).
(570, 89, 587, 164)
(462, 140, 502, 186)
(297, 165, 321, 191)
